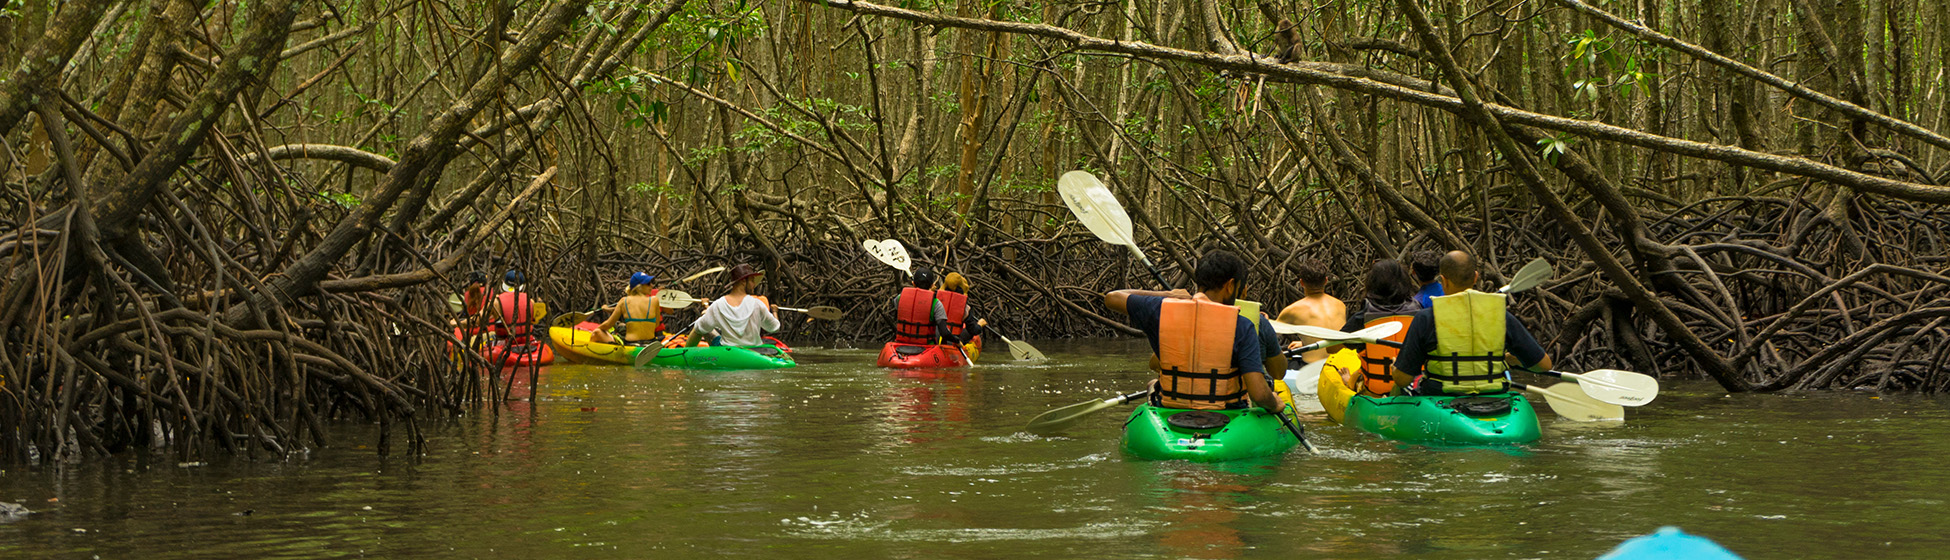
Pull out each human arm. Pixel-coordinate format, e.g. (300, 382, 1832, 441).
(1503, 313, 1553, 372)
(1233, 318, 1283, 411)
(1257, 314, 1287, 376)
(1389, 311, 1436, 380)
(757, 300, 782, 333)
(1104, 289, 1189, 314)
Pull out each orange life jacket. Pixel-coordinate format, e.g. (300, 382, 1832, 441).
(895, 287, 937, 344)
(1155, 298, 1247, 410)
(1357, 315, 1415, 396)
(495, 291, 535, 340)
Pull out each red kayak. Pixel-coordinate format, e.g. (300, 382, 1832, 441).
(453, 328, 555, 368)
(877, 342, 969, 368)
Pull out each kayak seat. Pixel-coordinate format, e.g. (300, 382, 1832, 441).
(1444, 396, 1514, 417)
(1166, 411, 1231, 431)
(750, 346, 782, 357)
(894, 345, 928, 356)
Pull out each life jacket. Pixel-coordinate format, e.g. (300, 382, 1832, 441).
(1155, 297, 1247, 410)
(1357, 315, 1415, 396)
(894, 287, 937, 344)
(495, 291, 536, 340)
(1426, 290, 1508, 394)
(937, 290, 969, 335)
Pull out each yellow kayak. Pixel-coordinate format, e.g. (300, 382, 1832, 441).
(548, 326, 648, 365)
(1315, 348, 1363, 424)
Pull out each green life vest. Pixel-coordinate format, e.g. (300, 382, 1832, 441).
(1427, 289, 1508, 394)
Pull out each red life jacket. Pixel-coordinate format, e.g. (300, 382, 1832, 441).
(937, 290, 969, 336)
(495, 291, 535, 340)
(895, 287, 937, 344)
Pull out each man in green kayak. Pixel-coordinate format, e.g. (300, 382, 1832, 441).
(1392, 251, 1552, 395)
(685, 264, 781, 347)
(1104, 251, 1285, 411)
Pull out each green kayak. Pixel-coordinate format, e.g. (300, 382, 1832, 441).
(1341, 392, 1541, 445)
(638, 345, 796, 370)
(1120, 403, 1298, 462)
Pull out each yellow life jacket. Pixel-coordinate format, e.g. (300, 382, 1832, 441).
(1427, 289, 1508, 394)
(1156, 297, 1246, 410)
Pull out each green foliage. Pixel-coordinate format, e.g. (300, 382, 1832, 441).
(626, 181, 688, 202)
(321, 190, 362, 208)
(588, 74, 668, 128)
(1563, 29, 1658, 101)
(1536, 133, 1577, 164)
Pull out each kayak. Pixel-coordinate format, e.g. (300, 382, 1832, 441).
(1120, 402, 1299, 462)
(1599, 527, 1742, 559)
(549, 326, 649, 365)
(1313, 348, 1364, 423)
(876, 342, 969, 368)
(657, 332, 794, 353)
(455, 327, 555, 368)
(1341, 392, 1541, 445)
(639, 344, 795, 370)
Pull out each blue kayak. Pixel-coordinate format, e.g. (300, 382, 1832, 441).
(1598, 527, 1741, 560)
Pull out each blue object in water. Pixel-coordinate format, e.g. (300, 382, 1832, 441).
(1599, 527, 1742, 560)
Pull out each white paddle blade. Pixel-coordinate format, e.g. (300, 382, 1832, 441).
(1565, 369, 1660, 406)
(863, 239, 913, 272)
(680, 266, 727, 283)
(656, 290, 698, 309)
(1528, 384, 1625, 422)
(1350, 321, 1404, 342)
(1501, 257, 1554, 293)
(1057, 171, 1136, 247)
(447, 294, 464, 314)
(1011, 340, 1047, 361)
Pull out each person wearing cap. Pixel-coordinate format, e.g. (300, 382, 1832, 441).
(893, 268, 986, 347)
(685, 264, 781, 347)
(489, 270, 548, 342)
(591, 272, 664, 345)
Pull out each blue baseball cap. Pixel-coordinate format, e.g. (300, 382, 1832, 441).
(629, 272, 656, 287)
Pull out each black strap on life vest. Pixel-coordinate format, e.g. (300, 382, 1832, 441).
(1156, 367, 1249, 406)
(1425, 352, 1505, 383)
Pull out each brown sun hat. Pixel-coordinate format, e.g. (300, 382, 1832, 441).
(727, 264, 765, 285)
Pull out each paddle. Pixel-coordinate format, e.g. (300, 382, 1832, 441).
(862, 239, 913, 275)
(1058, 170, 1171, 288)
(677, 266, 727, 285)
(1276, 322, 1405, 344)
(989, 330, 1047, 361)
(1500, 257, 1554, 294)
(1024, 390, 1149, 435)
(1511, 382, 1625, 422)
(1535, 369, 1659, 406)
(776, 306, 845, 321)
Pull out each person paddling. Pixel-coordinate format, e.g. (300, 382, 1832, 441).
(1275, 259, 1347, 363)
(1338, 259, 1421, 396)
(591, 272, 663, 346)
(685, 264, 781, 348)
(1104, 251, 1285, 412)
(893, 268, 986, 347)
(452, 271, 492, 329)
(1392, 251, 1552, 395)
(939, 272, 989, 359)
(489, 270, 547, 343)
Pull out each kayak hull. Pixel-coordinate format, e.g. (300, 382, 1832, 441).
(1312, 348, 1363, 423)
(642, 345, 796, 370)
(876, 342, 969, 368)
(1120, 403, 1298, 462)
(454, 328, 555, 367)
(1341, 392, 1542, 445)
(548, 326, 647, 365)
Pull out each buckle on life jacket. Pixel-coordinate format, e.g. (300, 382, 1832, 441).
(1166, 410, 1231, 431)
(1444, 395, 1514, 417)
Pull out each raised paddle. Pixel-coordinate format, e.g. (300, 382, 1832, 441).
(1277, 322, 1405, 343)
(1058, 170, 1171, 289)
(776, 306, 845, 321)
(676, 266, 727, 285)
(1536, 369, 1659, 406)
(1500, 257, 1554, 294)
(862, 239, 913, 275)
(1512, 382, 1625, 422)
(1024, 390, 1150, 435)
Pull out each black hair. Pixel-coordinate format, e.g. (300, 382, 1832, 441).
(1364, 259, 1418, 306)
(912, 267, 938, 289)
(1409, 250, 1442, 284)
(467, 271, 488, 285)
(1295, 258, 1330, 287)
(1192, 251, 1249, 292)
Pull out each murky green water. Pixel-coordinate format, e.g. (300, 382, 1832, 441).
(4, 339, 1948, 558)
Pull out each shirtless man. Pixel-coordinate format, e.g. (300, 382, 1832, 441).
(1276, 259, 1347, 363)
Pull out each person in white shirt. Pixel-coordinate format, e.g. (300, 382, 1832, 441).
(685, 264, 781, 347)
